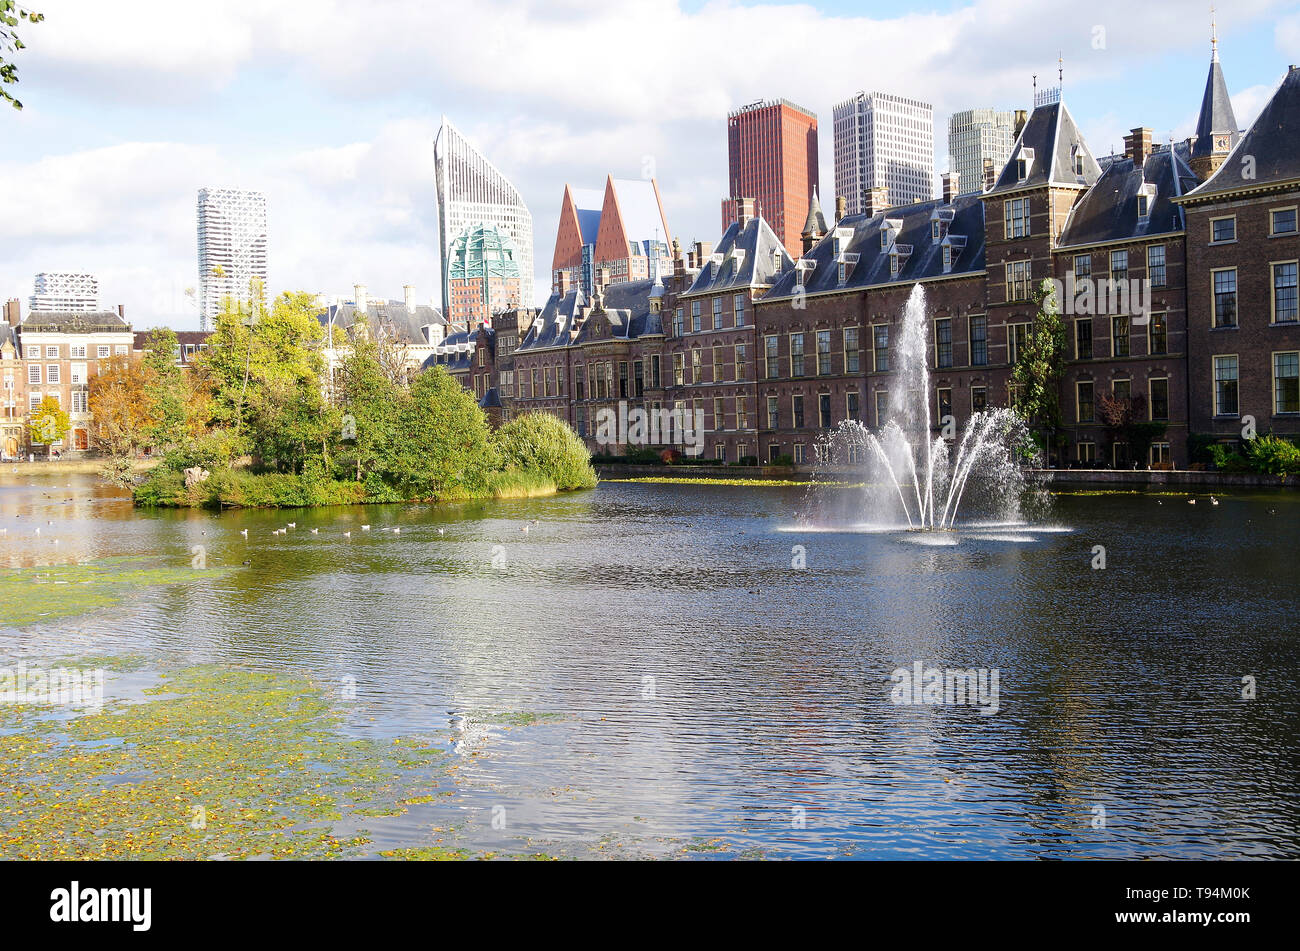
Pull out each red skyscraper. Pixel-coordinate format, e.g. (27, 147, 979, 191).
(722, 99, 819, 257)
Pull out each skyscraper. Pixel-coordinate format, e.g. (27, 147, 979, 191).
(721, 99, 819, 257)
(197, 187, 268, 330)
(29, 272, 98, 313)
(833, 91, 935, 214)
(435, 117, 535, 313)
(947, 108, 1017, 196)
(446, 223, 523, 328)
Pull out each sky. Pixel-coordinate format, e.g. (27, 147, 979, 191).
(3, 0, 1299, 329)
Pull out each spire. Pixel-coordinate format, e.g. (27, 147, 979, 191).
(802, 189, 827, 238)
(1211, 5, 1218, 63)
(1190, 19, 1239, 168)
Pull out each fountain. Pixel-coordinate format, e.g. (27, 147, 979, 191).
(810, 285, 1038, 531)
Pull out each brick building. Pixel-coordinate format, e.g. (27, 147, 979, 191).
(722, 98, 819, 258)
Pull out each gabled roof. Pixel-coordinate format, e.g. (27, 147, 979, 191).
(516, 288, 585, 351)
(1057, 147, 1199, 247)
(682, 214, 793, 297)
(1191, 52, 1240, 159)
(762, 192, 986, 300)
(322, 301, 445, 346)
(421, 329, 474, 372)
(593, 176, 671, 263)
(572, 278, 663, 343)
(1182, 65, 1300, 200)
(985, 100, 1101, 194)
(20, 310, 130, 332)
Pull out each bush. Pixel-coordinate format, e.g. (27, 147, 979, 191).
(735, 456, 759, 467)
(770, 454, 794, 467)
(1245, 434, 1300, 476)
(493, 412, 596, 491)
(1208, 442, 1248, 472)
(133, 468, 187, 506)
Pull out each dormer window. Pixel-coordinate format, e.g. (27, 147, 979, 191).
(1136, 183, 1156, 220)
(890, 252, 900, 278)
(836, 253, 859, 286)
(1137, 194, 1149, 218)
(838, 261, 847, 285)
(772, 250, 782, 273)
(880, 229, 890, 251)
(932, 220, 941, 240)
(942, 246, 952, 273)
(1072, 146, 1085, 176)
(1017, 159, 1028, 181)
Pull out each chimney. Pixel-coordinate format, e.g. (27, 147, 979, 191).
(117, 304, 125, 319)
(598, 266, 611, 291)
(694, 240, 713, 267)
(941, 171, 960, 204)
(865, 186, 890, 217)
(835, 195, 847, 225)
(556, 270, 572, 297)
(1013, 109, 1028, 137)
(736, 197, 756, 227)
(354, 283, 367, 314)
(403, 284, 415, 311)
(5, 299, 20, 328)
(672, 237, 685, 280)
(1123, 127, 1153, 169)
(982, 157, 997, 190)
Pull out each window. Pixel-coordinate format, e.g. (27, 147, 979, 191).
(691, 348, 702, 384)
(1004, 197, 1030, 238)
(767, 395, 779, 430)
(1275, 352, 1300, 414)
(793, 443, 806, 464)
(544, 367, 554, 398)
(1273, 262, 1298, 323)
(1008, 323, 1029, 365)
(633, 360, 644, 397)
(1006, 260, 1032, 301)
(575, 366, 586, 401)
(968, 315, 987, 366)
(26, 346, 38, 359)
(816, 330, 831, 375)
(1110, 249, 1128, 284)
(651, 355, 661, 388)
(942, 246, 952, 273)
(1148, 312, 1168, 355)
(1214, 355, 1239, 416)
(1147, 245, 1166, 288)
(1271, 208, 1297, 236)
(790, 333, 805, 377)
(1213, 269, 1237, 327)
(1112, 316, 1129, 358)
(712, 297, 723, 330)
(1137, 194, 1149, 218)
(971, 386, 987, 412)
(618, 362, 629, 399)
(1016, 158, 1027, 181)
(71, 390, 88, 414)
(734, 293, 746, 327)
(844, 328, 860, 373)
(873, 325, 889, 372)
(1074, 254, 1091, 282)
(672, 308, 684, 336)
(114, 345, 128, 356)
(29, 393, 41, 411)
(847, 391, 860, 421)
(71, 363, 87, 384)
(765, 335, 780, 378)
(792, 395, 804, 428)
(46, 346, 58, 358)
(70, 345, 86, 358)
(1150, 442, 1171, 467)
(46, 364, 60, 384)
(714, 396, 725, 431)
(1076, 381, 1095, 422)
(715, 443, 726, 462)
(27, 364, 40, 385)
(875, 391, 888, 427)
(1076, 319, 1093, 360)
(1149, 378, 1169, 420)
(1211, 216, 1236, 243)
(936, 387, 952, 423)
(1077, 442, 1096, 464)
(838, 261, 848, 285)
(1113, 379, 1131, 403)
(691, 300, 702, 333)
(737, 398, 749, 430)
(735, 344, 746, 381)
(931, 318, 953, 369)
(712, 345, 724, 381)
(818, 393, 831, 428)
(673, 353, 684, 386)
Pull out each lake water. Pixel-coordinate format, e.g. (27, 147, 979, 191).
(2, 471, 1298, 859)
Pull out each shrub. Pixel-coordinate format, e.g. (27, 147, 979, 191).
(492, 412, 596, 491)
(1209, 442, 1249, 472)
(1245, 434, 1300, 476)
(133, 468, 187, 506)
(770, 454, 794, 467)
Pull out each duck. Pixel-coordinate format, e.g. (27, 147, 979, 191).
(310, 528, 319, 534)
(437, 528, 445, 535)
(240, 529, 248, 537)
(361, 524, 371, 531)
(343, 531, 352, 538)
(392, 527, 401, 534)
(1209, 497, 1220, 506)
(1187, 498, 1196, 505)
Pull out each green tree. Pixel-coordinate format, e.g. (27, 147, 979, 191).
(383, 366, 494, 499)
(141, 327, 194, 453)
(1, 2, 42, 110)
(493, 412, 596, 491)
(1010, 278, 1067, 461)
(337, 331, 403, 482)
(29, 395, 69, 458)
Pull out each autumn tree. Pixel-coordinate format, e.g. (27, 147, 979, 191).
(87, 354, 155, 458)
(29, 395, 69, 458)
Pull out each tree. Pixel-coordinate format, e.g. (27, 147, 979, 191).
(29, 395, 69, 458)
(141, 327, 194, 453)
(1, 2, 41, 110)
(87, 354, 155, 458)
(1097, 391, 1165, 468)
(337, 332, 403, 482)
(1010, 278, 1067, 461)
(383, 366, 494, 498)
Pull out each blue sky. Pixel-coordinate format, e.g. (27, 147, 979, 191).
(3, 0, 1299, 328)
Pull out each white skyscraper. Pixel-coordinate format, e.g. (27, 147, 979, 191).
(435, 117, 534, 312)
(833, 91, 935, 214)
(29, 272, 98, 312)
(197, 187, 268, 330)
(948, 108, 1018, 196)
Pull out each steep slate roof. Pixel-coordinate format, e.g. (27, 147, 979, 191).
(762, 192, 987, 301)
(421, 329, 473, 373)
(1058, 147, 1200, 247)
(802, 190, 828, 237)
(1191, 52, 1241, 159)
(1183, 65, 1300, 199)
(20, 310, 129, 332)
(682, 214, 793, 297)
(322, 301, 446, 345)
(516, 288, 585, 351)
(986, 100, 1102, 194)
(572, 278, 663, 343)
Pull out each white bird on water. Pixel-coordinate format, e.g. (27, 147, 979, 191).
(393, 527, 401, 534)
(343, 531, 351, 538)
(1188, 498, 1197, 505)
(287, 522, 296, 528)
(1210, 497, 1220, 506)
(361, 524, 371, 531)
(437, 528, 445, 535)
(240, 529, 248, 537)
(310, 528, 319, 534)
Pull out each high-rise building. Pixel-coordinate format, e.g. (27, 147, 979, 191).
(721, 99, 819, 257)
(833, 91, 935, 214)
(435, 117, 535, 313)
(947, 108, 1017, 197)
(552, 176, 671, 294)
(197, 187, 268, 331)
(446, 223, 523, 328)
(29, 272, 98, 313)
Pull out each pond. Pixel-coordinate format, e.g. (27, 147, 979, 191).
(2, 470, 1298, 859)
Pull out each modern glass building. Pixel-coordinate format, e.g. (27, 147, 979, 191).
(446, 223, 523, 327)
(833, 91, 934, 214)
(435, 117, 535, 313)
(197, 187, 268, 331)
